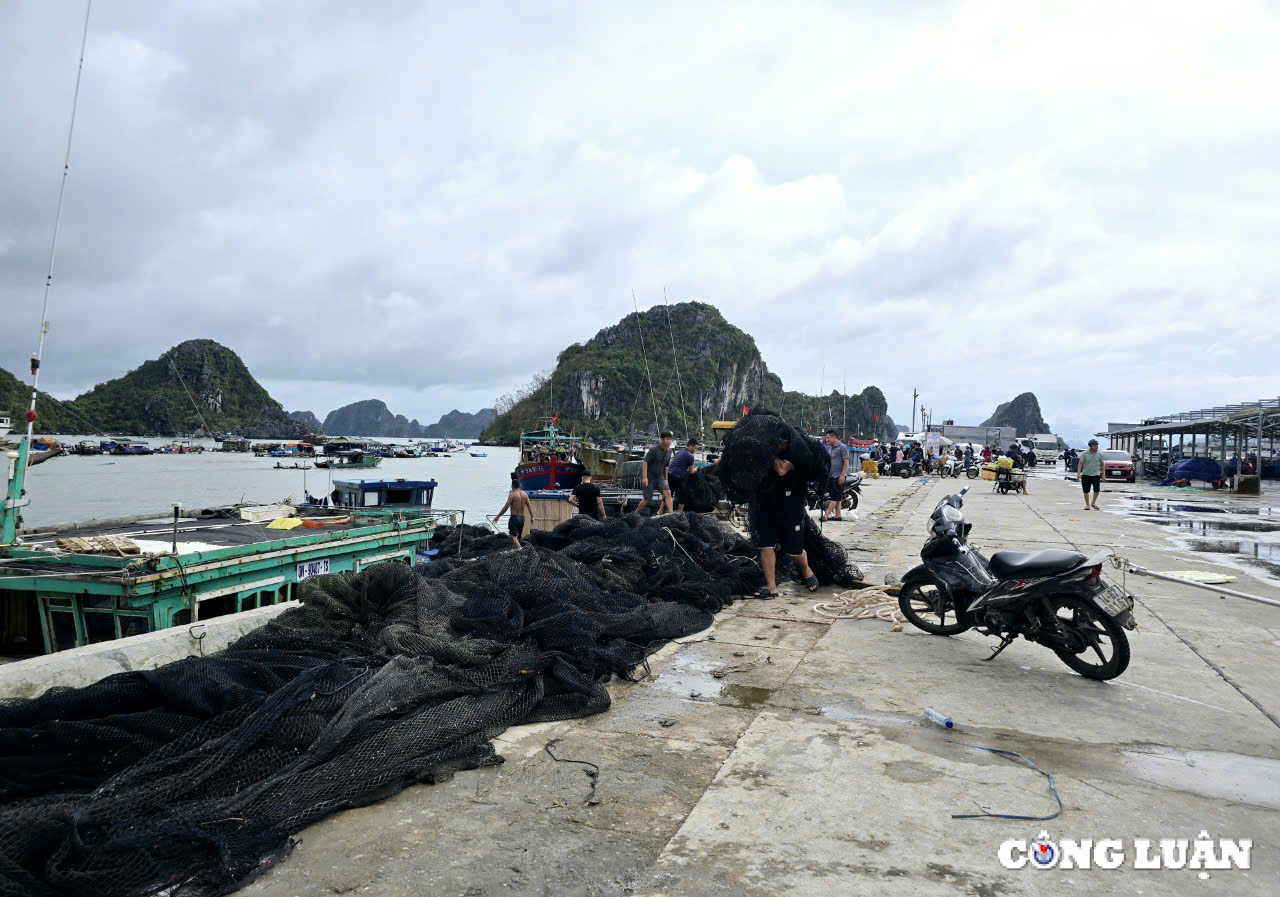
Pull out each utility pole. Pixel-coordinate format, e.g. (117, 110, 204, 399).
(911, 389, 919, 434)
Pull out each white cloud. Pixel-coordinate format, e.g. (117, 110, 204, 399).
(0, 0, 1276, 442)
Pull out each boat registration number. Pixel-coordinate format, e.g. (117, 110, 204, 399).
(297, 559, 330, 581)
(1095, 584, 1133, 615)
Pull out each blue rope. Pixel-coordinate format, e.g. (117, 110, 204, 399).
(946, 739, 1063, 821)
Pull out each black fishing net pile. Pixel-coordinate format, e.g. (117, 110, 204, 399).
(0, 512, 765, 897)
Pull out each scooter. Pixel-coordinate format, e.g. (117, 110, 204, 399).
(941, 456, 963, 478)
(887, 459, 922, 479)
(897, 488, 1137, 680)
(806, 472, 863, 511)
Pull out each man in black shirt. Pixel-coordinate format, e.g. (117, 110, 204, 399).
(637, 430, 675, 516)
(749, 431, 819, 599)
(570, 472, 606, 520)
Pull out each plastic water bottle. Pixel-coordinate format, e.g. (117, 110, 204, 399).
(923, 708, 953, 729)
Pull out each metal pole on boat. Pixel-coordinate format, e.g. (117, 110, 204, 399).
(2, 1, 92, 548)
(172, 503, 181, 553)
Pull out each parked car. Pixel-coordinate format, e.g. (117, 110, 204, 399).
(1102, 450, 1136, 483)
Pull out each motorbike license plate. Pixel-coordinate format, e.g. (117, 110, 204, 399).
(1095, 584, 1133, 615)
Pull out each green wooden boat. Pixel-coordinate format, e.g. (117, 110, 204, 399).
(2, 438, 445, 657)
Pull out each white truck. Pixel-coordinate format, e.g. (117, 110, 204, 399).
(1023, 434, 1061, 464)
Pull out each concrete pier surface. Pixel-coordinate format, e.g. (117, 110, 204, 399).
(240, 470, 1280, 897)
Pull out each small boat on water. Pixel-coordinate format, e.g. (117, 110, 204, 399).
(469, 451, 488, 458)
(112, 442, 152, 456)
(274, 462, 312, 470)
(315, 450, 382, 470)
(73, 440, 101, 456)
(516, 419, 586, 490)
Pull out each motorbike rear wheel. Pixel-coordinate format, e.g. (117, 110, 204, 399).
(1042, 594, 1130, 680)
(898, 581, 971, 635)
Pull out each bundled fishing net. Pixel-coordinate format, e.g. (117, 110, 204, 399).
(716, 408, 830, 503)
(680, 463, 727, 513)
(0, 512, 762, 897)
(719, 410, 859, 586)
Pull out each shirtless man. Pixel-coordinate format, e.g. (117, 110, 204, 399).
(495, 478, 532, 548)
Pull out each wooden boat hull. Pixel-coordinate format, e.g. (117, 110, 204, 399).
(516, 458, 585, 491)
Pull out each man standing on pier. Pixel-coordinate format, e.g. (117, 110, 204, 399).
(638, 431, 675, 516)
(570, 472, 606, 520)
(1077, 439, 1103, 510)
(821, 430, 850, 521)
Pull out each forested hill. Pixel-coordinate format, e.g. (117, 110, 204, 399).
(481, 302, 897, 444)
(981, 392, 1051, 435)
(49, 340, 304, 438)
(0, 366, 85, 435)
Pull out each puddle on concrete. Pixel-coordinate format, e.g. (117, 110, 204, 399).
(722, 685, 774, 709)
(819, 703, 918, 729)
(650, 658, 776, 709)
(1116, 496, 1280, 583)
(1120, 747, 1280, 809)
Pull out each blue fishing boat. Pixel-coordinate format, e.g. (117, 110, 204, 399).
(516, 419, 586, 491)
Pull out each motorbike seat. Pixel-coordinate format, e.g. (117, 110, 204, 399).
(988, 549, 1085, 579)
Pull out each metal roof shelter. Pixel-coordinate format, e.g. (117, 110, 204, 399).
(1097, 398, 1280, 487)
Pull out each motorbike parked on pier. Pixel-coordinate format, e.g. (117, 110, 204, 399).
(885, 459, 922, 478)
(807, 472, 863, 511)
(897, 488, 1137, 680)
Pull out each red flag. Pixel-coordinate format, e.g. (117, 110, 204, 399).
(874, 414, 879, 421)
(743, 405, 749, 415)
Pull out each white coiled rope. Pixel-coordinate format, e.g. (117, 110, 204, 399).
(813, 586, 905, 630)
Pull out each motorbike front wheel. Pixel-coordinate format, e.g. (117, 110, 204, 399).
(898, 581, 971, 635)
(898, 467, 911, 478)
(842, 492, 859, 510)
(1042, 594, 1130, 680)
(966, 467, 980, 479)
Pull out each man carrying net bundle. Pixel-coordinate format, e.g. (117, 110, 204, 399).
(750, 429, 821, 599)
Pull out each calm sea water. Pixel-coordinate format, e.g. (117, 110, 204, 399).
(20, 437, 521, 530)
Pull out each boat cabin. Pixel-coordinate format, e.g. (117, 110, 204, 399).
(331, 478, 437, 509)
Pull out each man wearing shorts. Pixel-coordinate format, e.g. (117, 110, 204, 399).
(494, 479, 533, 548)
(821, 429, 850, 521)
(1077, 438, 1103, 510)
(749, 431, 818, 599)
(638, 431, 675, 516)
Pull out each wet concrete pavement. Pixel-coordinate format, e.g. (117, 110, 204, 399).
(240, 469, 1280, 897)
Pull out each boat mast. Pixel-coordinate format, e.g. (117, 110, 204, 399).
(3, 0, 92, 547)
(632, 290, 661, 438)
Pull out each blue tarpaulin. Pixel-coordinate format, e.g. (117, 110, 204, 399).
(1157, 457, 1224, 486)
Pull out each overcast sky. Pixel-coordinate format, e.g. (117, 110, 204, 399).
(2, 1, 1276, 442)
